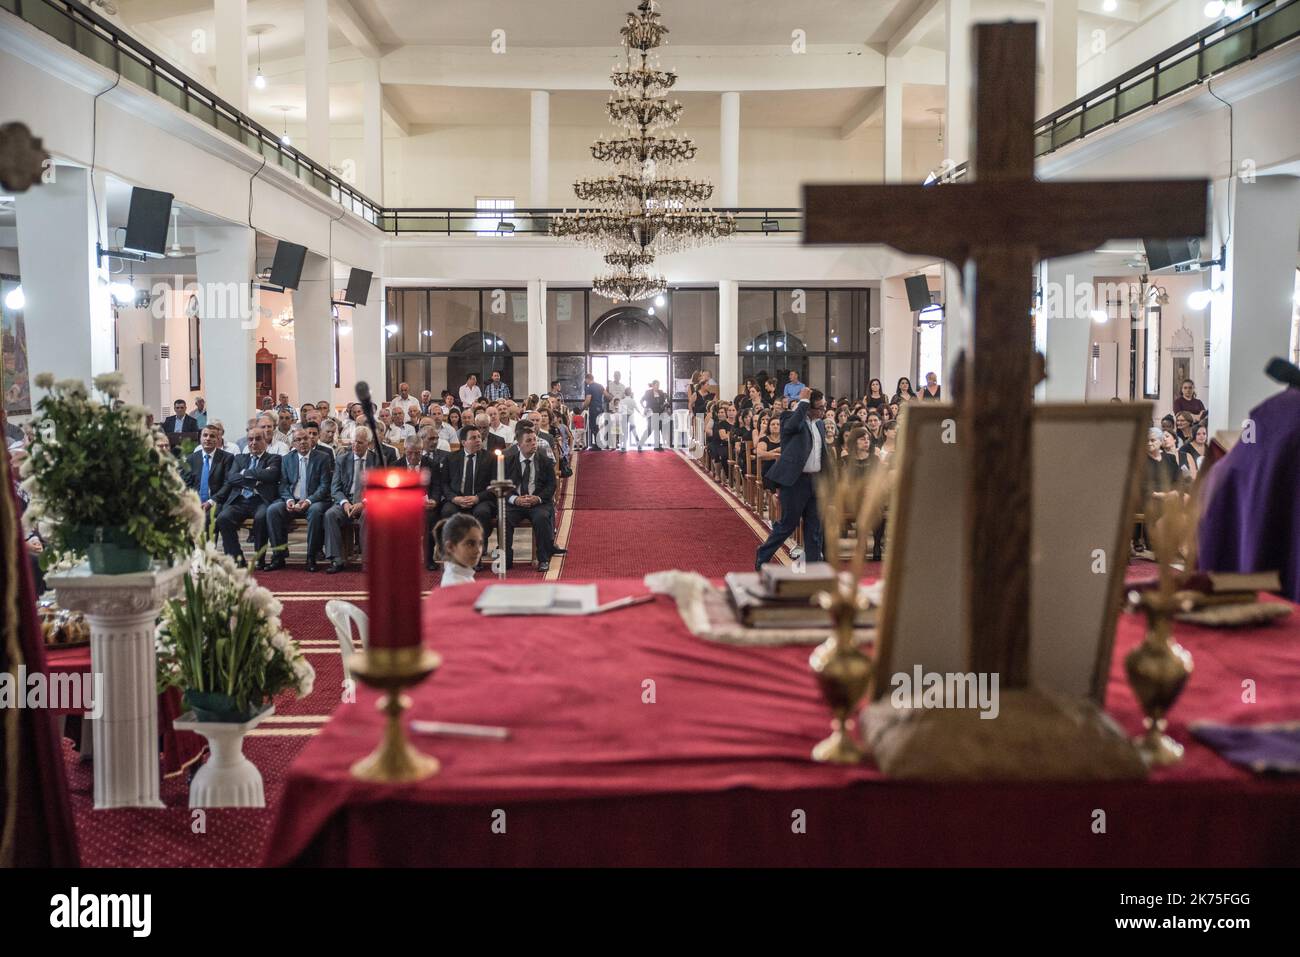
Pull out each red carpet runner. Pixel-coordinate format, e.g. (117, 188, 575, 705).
(556, 449, 777, 579)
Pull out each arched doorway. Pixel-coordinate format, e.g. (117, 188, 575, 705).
(447, 331, 514, 397)
(742, 330, 806, 386)
(589, 306, 670, 413)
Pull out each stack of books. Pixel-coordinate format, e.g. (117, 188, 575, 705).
(723, 563, 876, 629)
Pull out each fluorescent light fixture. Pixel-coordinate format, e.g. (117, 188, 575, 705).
(4, 285, 24, 310)
(1089, 309, 1108, 323)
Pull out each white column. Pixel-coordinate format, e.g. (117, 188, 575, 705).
(1037, 254, 1095, 401)
(881, 276, 914, 384)
(361, 59, 385, 203)
(48, 564, 186, 809)
(194, 225, 257, 424)
(945, 0, 971, 167)
(942, 262, 966, 382)
(351, 277, 384, 399)
(718, 279, 739, 399)
(1208, 175, 1300, 433)
(883, 56, 904, 183)
(1043, 0, 1079, 114)
(14, 165, 114, 399)
(304, 0, 330, 162)
(719, 92, 740, 208)
(527, 278, 548, 395)
(530, 91, 549, 209)
(213, 0, 249, 113)
(292, 252, 335, 405)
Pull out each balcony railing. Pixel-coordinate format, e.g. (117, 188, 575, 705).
(943, 0, 1299, 182)
(379, 207, 804, 236)
(2, 0, 384, 226)
(7, 0, 1298, 220)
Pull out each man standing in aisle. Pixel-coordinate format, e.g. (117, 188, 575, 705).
(641, 379, 671, 451)
(581, 373, 608, 450)
(755, 387, 826, 569)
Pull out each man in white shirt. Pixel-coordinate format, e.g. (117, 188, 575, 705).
(388, 404, 417, 445)
(210, 419, 242, 456)
(259, 414, 290, 456)
(459, 373, 482, 408)
(488, 405, 515, 447)
(423, 407, 457, 451)
(273, 408, 295, 448)
(391, 382, 422, 420)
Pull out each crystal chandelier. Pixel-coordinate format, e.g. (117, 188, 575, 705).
(549, 0, 735, 303)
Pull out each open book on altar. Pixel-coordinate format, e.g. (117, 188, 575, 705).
(474, 584, 600, 616)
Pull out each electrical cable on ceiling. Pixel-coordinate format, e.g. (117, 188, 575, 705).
(89, 70, 122, 256)
(1206, 77, 1234, 249)
(248, 154, 267, 229)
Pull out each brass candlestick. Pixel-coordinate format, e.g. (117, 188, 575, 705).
(809, 574, 874, 763)
(488, 478, 516, 579)
(348, 645, 442, 782)
(1124, 492, 1197, 767)
(1125, 588, 1193, 767)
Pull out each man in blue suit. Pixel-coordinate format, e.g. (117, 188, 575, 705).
(210, 428, 282, 567)
(265, 427, 335, 571)
(755, 387, 827, 569)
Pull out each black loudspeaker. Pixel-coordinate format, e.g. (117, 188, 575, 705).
(344, 268, 373, 306)
(1143, 237, 1200, 272)
(123, 187, 174, 256)
(904, 274, 933, 312)
(269, 241, 308, 290)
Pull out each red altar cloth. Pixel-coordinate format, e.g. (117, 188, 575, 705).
(44, 645, 204, 776)
(263, 580, 1300, 867)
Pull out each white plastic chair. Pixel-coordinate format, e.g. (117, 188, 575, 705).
(325, 600, 369, 687)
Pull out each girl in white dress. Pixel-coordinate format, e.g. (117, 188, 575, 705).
(434, 514, 484, 587)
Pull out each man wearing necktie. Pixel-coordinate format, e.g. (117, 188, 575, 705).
(503, 427, 558, 572)
(323, 426, 385, 574)
(266, 427, 335, 572)
(439, 425, 494, 528)
(210, 428, 282, 566)
(186, 427, 232, 508)
(755, 387, 827, 569)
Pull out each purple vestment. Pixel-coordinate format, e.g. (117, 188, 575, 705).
(1198, 388, 1300, 602)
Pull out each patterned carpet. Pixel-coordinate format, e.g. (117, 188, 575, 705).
(65, 446, 797, 866)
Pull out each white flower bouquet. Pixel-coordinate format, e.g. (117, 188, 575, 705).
(157, 542, 315, 721)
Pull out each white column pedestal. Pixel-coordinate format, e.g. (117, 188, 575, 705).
(48, 564, 186, 809)
(174, 705, 273, 808)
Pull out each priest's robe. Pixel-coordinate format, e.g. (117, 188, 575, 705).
(1198, 387, 1300, 602)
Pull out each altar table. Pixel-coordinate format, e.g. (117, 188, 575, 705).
(263, 580, 1300, 867)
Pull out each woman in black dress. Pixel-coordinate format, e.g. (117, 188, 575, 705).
(864, 378, 887, 413)
(864, 409, 885, 450)
(892, 377, 915, 405)
(919, 371, 941, 401)
(756, 416, 783, 490)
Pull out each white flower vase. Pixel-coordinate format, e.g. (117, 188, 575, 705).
(174, 704, 274, 808)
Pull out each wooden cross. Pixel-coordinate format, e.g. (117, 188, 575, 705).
(804, 23, 1207, 686)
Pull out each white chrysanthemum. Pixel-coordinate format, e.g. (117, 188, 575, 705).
(54, 379, 87, 399)
(34, 372, 54, 389)
(93, 371, 125, 397)
(271, 630, 291, 652)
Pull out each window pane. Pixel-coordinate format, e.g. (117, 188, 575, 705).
(739, 290, 773, 345)
(777, 288, 826, 352)
(804, 357, 826, 393)
(827, 358, 857, 402)
(549, 356, 587, 401)
(547, 289, 586, 352)
(429, 289, 480, 351)
(427, 357, 449, 402)
(484, 287, 528, 347)
(671, 289, 718, 352)
(589, 292, 668, 352)
(398, 357, 430, 396)
(828, 291, 865, 353)
(671, 355, 706, 405)
(398, 290, 429, 353)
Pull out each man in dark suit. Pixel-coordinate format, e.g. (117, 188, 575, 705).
(503, 427, 557, 571)
(641, 380, 671, 450)
(162, 398, 199, 435)
(266, 427, 334, 571)
(185, 426, 233, 507)
(440, 425, 495, 529)
(323, 426, 391, 574)
(210, 427, 282, 567)
(403, 435, 449, 570)
(755, 387, 827, 569)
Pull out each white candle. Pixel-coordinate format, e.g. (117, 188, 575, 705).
(496, 449, 504, 482)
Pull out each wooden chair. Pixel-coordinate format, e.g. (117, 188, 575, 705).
(743, 444, 760, 511)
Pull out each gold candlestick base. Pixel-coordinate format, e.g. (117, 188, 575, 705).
(1124, 590, 1193, 769)
(809, 579, 874, 765)
(347, 646, 442, 783)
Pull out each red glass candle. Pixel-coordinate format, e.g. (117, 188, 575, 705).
(364, 468, 427, 649)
